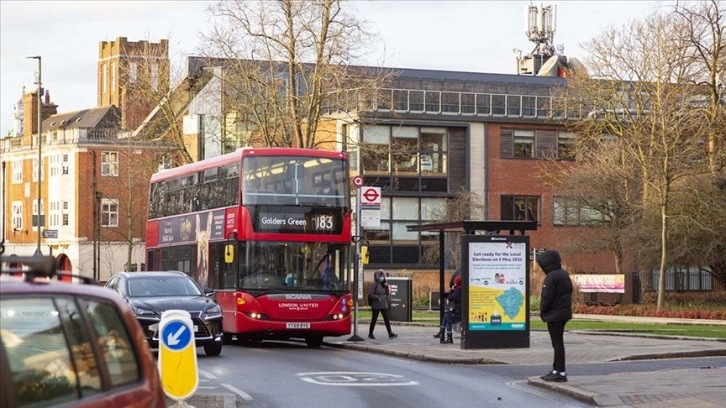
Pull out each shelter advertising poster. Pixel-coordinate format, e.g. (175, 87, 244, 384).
(467, 241, 527, 331)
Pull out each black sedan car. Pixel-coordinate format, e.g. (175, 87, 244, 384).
(105, 271, 223, 356)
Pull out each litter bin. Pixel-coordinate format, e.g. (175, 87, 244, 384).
(387, 277, 412, 322)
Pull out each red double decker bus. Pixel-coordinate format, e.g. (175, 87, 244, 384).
(145, 148, 353, 347)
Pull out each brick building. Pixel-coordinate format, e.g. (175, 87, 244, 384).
(1, 37, 170, 281)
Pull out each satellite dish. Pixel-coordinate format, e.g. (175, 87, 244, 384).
(537, 55, 560, 77)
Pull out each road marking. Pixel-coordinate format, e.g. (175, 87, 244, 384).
(298, 372, 419, 386)
(221, 383, 254, 401)
(198, 369, 215, 380)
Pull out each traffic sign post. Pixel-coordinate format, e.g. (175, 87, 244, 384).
(42, 229, 58, 239)
(158, 310, 198, 402)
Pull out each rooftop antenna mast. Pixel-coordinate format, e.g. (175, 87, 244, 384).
(517, 3, 558, 75)
(526, 3, 556, 58)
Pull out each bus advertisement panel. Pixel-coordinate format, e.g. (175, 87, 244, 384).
(146, 148, 353, 347)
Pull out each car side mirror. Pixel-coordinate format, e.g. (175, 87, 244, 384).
(204, 287, 214, 296)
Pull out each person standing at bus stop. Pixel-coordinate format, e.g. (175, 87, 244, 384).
(368, 269, 398, 340)
(536, 249, 573, 383)
(434, 268, 461, 338)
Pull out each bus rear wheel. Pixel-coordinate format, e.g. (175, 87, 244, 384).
(305, 336, 323, 348)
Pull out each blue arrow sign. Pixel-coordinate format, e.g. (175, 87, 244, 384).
(162, 320, 192, 351)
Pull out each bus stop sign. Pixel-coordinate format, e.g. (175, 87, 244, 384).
(158, 310, 198, 401)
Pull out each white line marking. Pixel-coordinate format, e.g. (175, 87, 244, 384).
(221, 383, 254, 401)
(198, 369, 215, 380)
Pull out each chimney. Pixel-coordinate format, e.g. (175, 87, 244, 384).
(21, 89, 58, 138)
(22, 90, 40, 137)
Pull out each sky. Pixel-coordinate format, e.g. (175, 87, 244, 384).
(0, 0, 671, 136)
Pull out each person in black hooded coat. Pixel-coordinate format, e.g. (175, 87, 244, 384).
(367, 269, 397, 340)
(536, 249, 573, 383)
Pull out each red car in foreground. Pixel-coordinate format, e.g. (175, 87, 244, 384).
(0, 255, 166, 408)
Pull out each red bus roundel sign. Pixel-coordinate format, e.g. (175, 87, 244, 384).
(361, 187, 381, 207)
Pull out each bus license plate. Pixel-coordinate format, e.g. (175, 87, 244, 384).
(286, 322, 310, 329)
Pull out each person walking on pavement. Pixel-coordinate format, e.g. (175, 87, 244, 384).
(434, 269, 461, 338)
(536, 249, 573, 383)
(368, 269, 398, 340)
(439, 275, 462, 344)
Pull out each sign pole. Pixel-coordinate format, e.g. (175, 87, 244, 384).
(348, 183, 364, 342)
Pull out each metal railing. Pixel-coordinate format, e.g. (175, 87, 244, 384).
(328, 88, 585, 120)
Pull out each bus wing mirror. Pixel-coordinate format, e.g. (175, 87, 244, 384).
(225, 244, 235, 264)
(360, 245, 369, 265)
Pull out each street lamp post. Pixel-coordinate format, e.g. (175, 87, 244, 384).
(27, 56, 42, 257)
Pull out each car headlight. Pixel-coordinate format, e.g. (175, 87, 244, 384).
(205, 305, 222, 317)
(133, 307, 157, 317)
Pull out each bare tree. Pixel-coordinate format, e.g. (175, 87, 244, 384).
(112, 143, 159, 268)
(557, 9, 715, 309)
(200, 0, 390, 149)
(121, 36, 205, 164)
(674, 0, 726, 173)
(82, 140, 162, 272)
(537, 137, 641, 277)
(420, 187, 484, 269)
(667, 174, 726, 287)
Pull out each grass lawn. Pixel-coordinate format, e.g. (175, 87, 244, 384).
(354, 309, 726, 339)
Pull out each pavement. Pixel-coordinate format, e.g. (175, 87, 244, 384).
(168, 315, 726, 408)
(328, 316, 726, 408)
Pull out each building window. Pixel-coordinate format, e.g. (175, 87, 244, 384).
(32, 199, 45, 228)
(12, 160, 22, 183)
(50, 201, 60, 227)
(101, 151, 119, 176)
(391, 127, 419, 173)
(32, 158, 43, 181)
(151, 63, 159, 91)
(364, 197, 449, 266)
(62, 154, 69, 175)
(553, 196, 608, 226)
(558, 132, 576, 160)
(50, 154, 61, 177)
(500, 128, 559, 159)
(361, 125, 448, 193)
(362, 125, 390, 173)
(157, 152, 172, 171)
(103, 63, 107, 93)
(513, 130, 534, 158)
(129, 61, 138, 84)
(101, 198, 119, 227)
(12, 201, 22, 230)
(111, 61, 116, 90)
(501, 196, 540, 222)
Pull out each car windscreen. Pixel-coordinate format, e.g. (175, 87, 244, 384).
(127, 276, 203, 297)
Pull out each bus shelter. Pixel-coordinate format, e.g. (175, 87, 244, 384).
(407, 221, 537, 349)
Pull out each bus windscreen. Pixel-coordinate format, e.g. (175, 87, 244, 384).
(242, 156, 347, 207)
